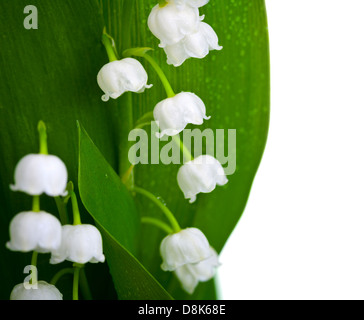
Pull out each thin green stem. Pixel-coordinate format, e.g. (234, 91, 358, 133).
(31, 251, 38, 267)
(37, 121, 48, 155)
(102, 29, 119, 62)
(32, 196, 40, 212)
(73, 266, 81, 300)
(123, 49, 175, 98)
(50, 268, 74, 286)
(172, 135, 193, 162)
(143, 53, 175, 98)
(70, 192, 81, 225)
(131, 187, 180, 233)
(141, 217, 174, 234)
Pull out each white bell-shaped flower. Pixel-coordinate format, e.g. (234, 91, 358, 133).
(97, 58, 152, 102)
(177, 155, 228, 203)
(50, 224, 105, 264)
(148, 2, 201, 47)
(160, 227, 212, 271)
(6, 211, 62, 253)
(153, 92, 210, 138)
(10, 281, 63, 300)
(174, 247, 220, 294)
(10, 154, 68, 197)
(165, 22, 223, 67)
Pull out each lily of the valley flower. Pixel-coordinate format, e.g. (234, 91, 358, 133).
(148, 2, 201, 48)
(177, 155, 228, 203)
(6, 211, 62, 253)
(160, 227, 220, 294)
(153, 92, 210, 138)
(50, 224, 105, 265)
(10, 281, 63, 300)
(97, 58, 152, 102)
(148, 1, 222, 66)
(10, 154, 68, 197)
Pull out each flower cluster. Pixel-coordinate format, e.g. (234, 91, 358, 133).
(96, 0, 228, 295)
(6, 122, 105, 300)
(148, 0, 222, 66)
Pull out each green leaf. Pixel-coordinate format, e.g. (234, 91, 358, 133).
(78, 122, 172, 300)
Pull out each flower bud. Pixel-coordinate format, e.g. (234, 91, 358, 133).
(50, 224, 105, 264)
(10, 281, 63, 300)
(97, 58, 152, 102)
(177, 155, 228, 203)
(10, 154, 68, 197)
(6, 211, 62, 253)
(153, 92, 210, 138)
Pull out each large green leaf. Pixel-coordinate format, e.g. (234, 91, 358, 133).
(0, 0, 269, 300)
(78, 122, 172, 299)
(100, 0, 270, 299)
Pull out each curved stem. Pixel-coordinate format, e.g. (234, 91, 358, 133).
(142, 53, 175, 98)
(131, 187, 181, 233)
(173, 135, 193, 162)
(50, 268, 74, 286)
(141, 217, 174, 234)
(31, 251, 38, 268)
(102, 29, 118, 62)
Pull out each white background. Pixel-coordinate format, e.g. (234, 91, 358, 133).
(218, 0, 364, 300)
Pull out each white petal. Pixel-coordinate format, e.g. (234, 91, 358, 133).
(148, 3, 200, 47)
(50, 224, 105, 264)
(10, 154, 68, 197)
(6, 211, 62, 253)
(160, 227, 212, 271)
(177, 155, 228, 203)
(10, 281, 63, 300)
(164, 42, 190, 67)
(184, 22, 222, 58)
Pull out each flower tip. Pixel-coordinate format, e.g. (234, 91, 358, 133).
(101, 94, 110, 102)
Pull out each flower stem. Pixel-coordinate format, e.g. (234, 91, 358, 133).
(102, 28, 119, 62)
(31, 251, 38, 267)
(73, 265, 81, 300)
(123, 48, 175, 98)
(70, 191, 81, 226)
(32, 196, 40, 212)
(141, 217, 174, 234)
(131, 186, 181, 233)
(173, 135, 193, 162)
(37, 120, 48, 155)
(50, 268, 74, 285)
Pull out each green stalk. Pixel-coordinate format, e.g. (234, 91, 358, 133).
(102, 29, 119, 62)
(131, 187, 181, 233)
(37, 121, 48, 155)
(141, 217, 174, 234)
